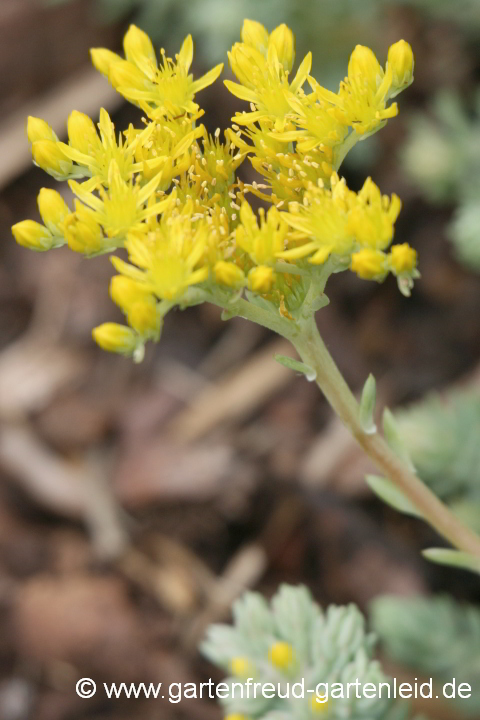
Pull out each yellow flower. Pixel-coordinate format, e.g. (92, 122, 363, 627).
(351, 248, 387, 279)
(312, 44, 398, 136)
(311, 694, 329, 715)
(68, 160, 168, 239)
(248, 265, 274, 292)
(92, 322, 138, 355)
(147, 253, 208, 301)
(214, 261, 245, 288)
(13, 20, 416, 359)
(225, 22, 311, 131)
(347, 177, 401, 250)
(236, 203, 287, 266)
(98, 27, 223, 116)
(268, 641, 294, 671)
(59, 108, 152, 184)
(12, 220, 54, 252)
(131, 113, 204, 185)
(388, 40, 414, 95)
(389, 243, 417, 273)
(230, 656, 254, 678)
(279, 175, 355, 264)
(197, 129, 246, 189)
(112, 206, 210, 302)
(275, 94, 347, 155)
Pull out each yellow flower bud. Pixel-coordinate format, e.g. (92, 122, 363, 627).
(92, 323, 138, 355)
(248, 265, 274, 292)
(32, 140, 73, 178)
(268, 641, 294, 671)
(350, 248, 387, 279)
(389, 243, 417, 273)
(110, 275, 149, 311)
(37, 188, 70, 231)
(241, 19, 269, 54)
(64, 206, 104, 255)
(128, 299, 159, 335)
(90, 47, 122, 77)
(214, 261, 245, 288)
(311, 694, 329, 714)
(269, 24, 295, 72)
(67, 111, 99, 155)
(230, 657, 254, 678)
(123, 24, 157, 70)
(11, 220, 54, 252)
(308, 246, 333, 266)
(348, 45, 382, 86)
(225, 715, 248, 720)
(388, 40, 414, 91)
(27, 116, 58, 144)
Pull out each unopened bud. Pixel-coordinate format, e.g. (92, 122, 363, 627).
(64, 206, 103, 255)
(67, 111, 99, 155)
(27, 116, 58, 144)
(12, 220, 54, 252)
(388, 40, 414, 93)
(92, 323, 138, 355)
(37, 188, 70, 231)
(241, 19, 269, 54)
(32, 140, 73, 179)
(214, 260, 245, 288)
(348, 45, 382, 87)
(269, 24, 295, 72)
(248, 265, 274, 292)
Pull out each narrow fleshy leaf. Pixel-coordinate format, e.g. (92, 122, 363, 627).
(359, 373, 377, 434)
(422, 548, 480, 574)
(274, 354, 316, 381)
(366, 474, 422, 517)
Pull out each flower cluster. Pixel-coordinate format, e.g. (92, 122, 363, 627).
(201, 584, 396, 720)
(12, 21, 416, 359)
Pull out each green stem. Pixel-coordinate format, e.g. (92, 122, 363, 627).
(334, 131, 359, 172)
(210, 280, 480, 557)
(289, 315, 480, 559)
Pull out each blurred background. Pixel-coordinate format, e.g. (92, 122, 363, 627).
(0, 1, 480, 719)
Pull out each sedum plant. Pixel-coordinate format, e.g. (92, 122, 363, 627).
(11, 21, 480, 568)
(202, 584, 400, 720)
(394, 390, 480, 533)
(371, 594, 480, 716)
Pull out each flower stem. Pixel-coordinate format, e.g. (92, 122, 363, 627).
(290, 315, 480, 558)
